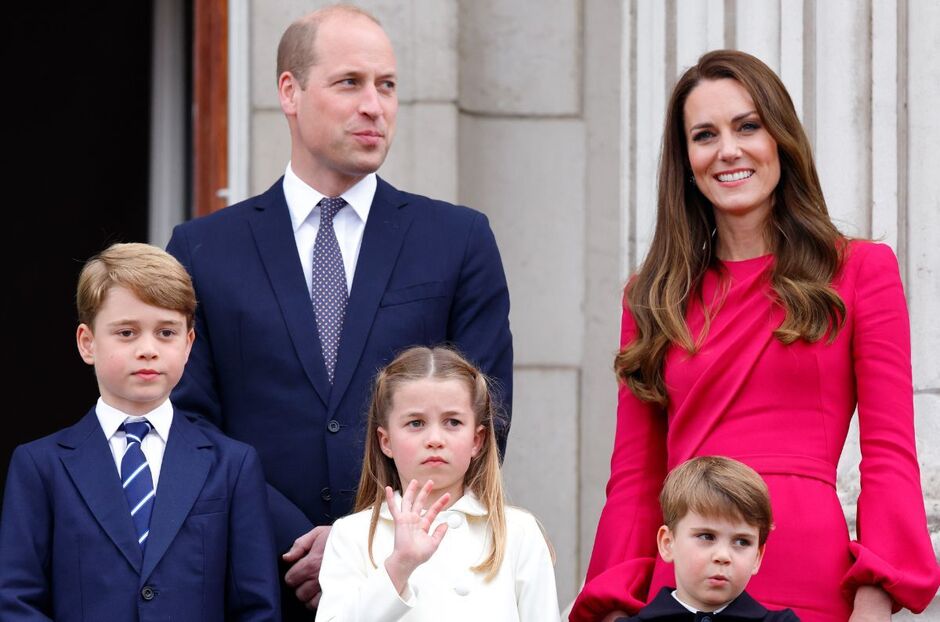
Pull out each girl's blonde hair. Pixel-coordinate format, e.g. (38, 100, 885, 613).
(354, 346, 507, 580)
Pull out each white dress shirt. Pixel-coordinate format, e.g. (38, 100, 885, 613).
(283, 162, 376, 293)
(95, 397, 173, 490)
(316, 491, 561, 622)
(672, 590, 730, 614)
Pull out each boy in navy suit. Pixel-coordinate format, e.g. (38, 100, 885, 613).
(0, 243, 280, 621)
(616, 457, 798, 621)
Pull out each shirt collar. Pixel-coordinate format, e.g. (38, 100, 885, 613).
(671, 590, 731, 614)
(95, 397, 174, 442)
(379, 489, 489, 520)
(283, 162, 375, 232)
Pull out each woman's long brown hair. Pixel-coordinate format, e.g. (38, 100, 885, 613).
(616, 49, 846, 405)
(354, 346, 507, 580)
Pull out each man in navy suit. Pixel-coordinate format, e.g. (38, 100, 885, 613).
(166, 5, 512, 617)
(0, 243, 280, 621)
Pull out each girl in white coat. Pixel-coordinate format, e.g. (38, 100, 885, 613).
(316, 346, 560, 622)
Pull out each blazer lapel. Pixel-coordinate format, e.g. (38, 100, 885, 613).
(60, 409, 142, 573)
(329, 178, 413, 413)
(140, 411, 213, 582)
(247, 179, 332, 406)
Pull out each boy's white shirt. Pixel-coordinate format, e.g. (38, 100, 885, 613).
(671, 590, 730, 613)
(95, 397, 173, 489)
(315, 490, 561, 622)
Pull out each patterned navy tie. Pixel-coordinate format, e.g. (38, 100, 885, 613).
(120, 420, 155, 550)
(311, 197, 348, 383)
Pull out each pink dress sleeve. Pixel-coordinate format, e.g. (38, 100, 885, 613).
(569, 308, 667, 622)
(840, 242, 940, 612)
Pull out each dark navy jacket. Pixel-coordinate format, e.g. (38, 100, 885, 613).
(166, 177, 513, 550)
(0, 408, 280, 621)
(616, 587, 800, 621)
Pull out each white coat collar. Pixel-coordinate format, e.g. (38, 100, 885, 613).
(378, 489, 488, 520)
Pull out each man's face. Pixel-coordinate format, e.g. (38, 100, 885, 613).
(280, 13, 398, 194)
(657, 511, 764, 611)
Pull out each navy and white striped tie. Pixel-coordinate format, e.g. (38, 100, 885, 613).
(121, 420, 155, 550)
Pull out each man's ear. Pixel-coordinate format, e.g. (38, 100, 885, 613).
(278, 72, 300, 115)
(656, 525, 675, 563)
(377, 426, 393, 458)
(76, 323, 95, 365)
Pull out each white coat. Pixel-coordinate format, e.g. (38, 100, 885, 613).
(315, 491, 561, 621)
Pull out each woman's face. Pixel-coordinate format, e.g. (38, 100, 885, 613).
(684, 78, 780, 224)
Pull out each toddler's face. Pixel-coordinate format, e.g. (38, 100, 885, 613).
(657, 510, 764, 611)
(377, 378, 484, 506)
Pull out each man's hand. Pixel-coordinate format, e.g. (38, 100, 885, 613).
(283, 525, 332, 610)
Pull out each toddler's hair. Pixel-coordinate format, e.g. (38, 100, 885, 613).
(660, 456, 773, 545)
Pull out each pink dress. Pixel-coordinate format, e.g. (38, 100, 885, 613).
(570, 241, 940, 621)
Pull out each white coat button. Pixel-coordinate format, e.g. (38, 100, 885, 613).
(453, 583, 470, 596)
(446, 513, 465, 529)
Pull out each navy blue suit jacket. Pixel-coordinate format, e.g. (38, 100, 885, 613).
(616, 587, 800, 621)
(0, 407, 280, 622)
(166, 177, 513, 551)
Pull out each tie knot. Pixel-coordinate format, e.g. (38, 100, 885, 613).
(122, 420, 152, 445)
(319, 197, 346, 224)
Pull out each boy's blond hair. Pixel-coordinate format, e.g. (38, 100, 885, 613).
(660, 456, 773, 545)
(76, 243, 197, 329)
(355, 346, 507, 580)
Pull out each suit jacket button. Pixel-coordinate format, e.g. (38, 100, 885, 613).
(327, 420, 341, 433)
(320, 487, 331, 501)
(140, 586, 156, 601)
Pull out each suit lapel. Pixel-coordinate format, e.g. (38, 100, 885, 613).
(329, 178, 413, 412)
(247, 179, 332, 406)
(60, 409, 142, 574)
(140, 411, 213, 582)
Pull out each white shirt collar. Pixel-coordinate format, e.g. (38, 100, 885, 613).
(283, 162, 375, 232)
(379, 489, 489, 521)
(670, 589, 731, 614)
(95, 397, 174, 442)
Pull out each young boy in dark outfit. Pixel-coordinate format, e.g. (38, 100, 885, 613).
(0, 243, 280, 621)
(617, 456, 798, 621)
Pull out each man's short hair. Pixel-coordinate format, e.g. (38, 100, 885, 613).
(76, 242, 197, 330)
(276, 4, 382, 89)
(660, 456, 773, 545)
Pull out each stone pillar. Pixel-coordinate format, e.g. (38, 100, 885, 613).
(457, 0, 584, 606)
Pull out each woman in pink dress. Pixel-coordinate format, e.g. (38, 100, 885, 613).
(570, 50, 940, 622)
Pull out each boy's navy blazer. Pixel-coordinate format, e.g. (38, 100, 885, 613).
(617, 587, 800, 621)
(0, 407, 280, 622)
(166, 176, 513, 550)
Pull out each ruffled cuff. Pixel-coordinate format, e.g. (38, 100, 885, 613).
(841, 541, 940, 614)
(569, 558, 655, 622)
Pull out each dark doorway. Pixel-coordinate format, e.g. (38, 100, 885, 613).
(3, 3, 155, 501)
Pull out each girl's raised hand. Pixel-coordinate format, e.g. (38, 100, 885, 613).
(383, 479, 451, 595)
